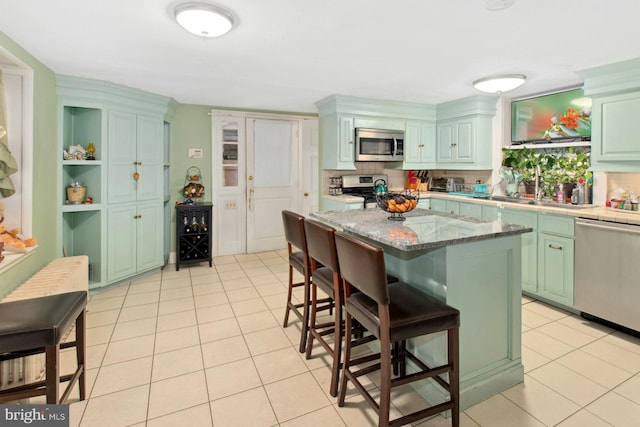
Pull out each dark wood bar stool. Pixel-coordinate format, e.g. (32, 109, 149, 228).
(334, 231, 460, 427)
(303, 218, 345, 396)
(0, 291, 87, 404)
(281, 210, 331, 353)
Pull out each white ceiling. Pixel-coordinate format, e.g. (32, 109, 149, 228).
(0, 0, 638, 113)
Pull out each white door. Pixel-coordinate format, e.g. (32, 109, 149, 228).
(246, 118, 299, 253)
(301, 118, 319, 217)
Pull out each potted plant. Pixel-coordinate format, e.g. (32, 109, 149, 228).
(541, 147, 591, 199)
(501, 147, 548, 195)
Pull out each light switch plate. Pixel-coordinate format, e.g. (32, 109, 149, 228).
(188, 148, 203, 159)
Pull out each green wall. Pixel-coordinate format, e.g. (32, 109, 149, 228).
(0, 31, 58, 297)
(169, 104, 212, 253)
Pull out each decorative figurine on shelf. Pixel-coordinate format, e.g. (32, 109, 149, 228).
(85, 197, 93, 204)
(67, 144, 87, 160)
(86, 142, 96, 160)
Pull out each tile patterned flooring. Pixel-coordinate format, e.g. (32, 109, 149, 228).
(52, 250, 640, 426)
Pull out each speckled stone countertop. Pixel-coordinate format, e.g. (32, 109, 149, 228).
(310, 208, 532, 251)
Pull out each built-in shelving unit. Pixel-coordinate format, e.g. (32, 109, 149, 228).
(59, 105, 105, 286)
(506, 141, 591, 150)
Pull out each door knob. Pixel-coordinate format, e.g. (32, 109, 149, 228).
(133, 172, 140, 181)
(248, 176, 254, 181)
(304, 192, 309, 197)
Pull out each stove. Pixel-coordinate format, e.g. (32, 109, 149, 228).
(341, 174, 388, 209)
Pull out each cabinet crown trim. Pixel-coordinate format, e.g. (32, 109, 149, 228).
(436, 95, 498, 121)
(578, 57, 640, 96)
(315, 94, 436, 120)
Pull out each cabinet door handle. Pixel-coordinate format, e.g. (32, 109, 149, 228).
(134, 214, 142, 219)
(451, 143, 457, 147)
(548, 244, 562, 250)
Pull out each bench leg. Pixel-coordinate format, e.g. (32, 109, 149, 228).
(77, 308, 87, 401)
(45, 345, 60, 404)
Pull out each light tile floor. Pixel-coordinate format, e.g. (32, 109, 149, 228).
(51, 250, 640, 426)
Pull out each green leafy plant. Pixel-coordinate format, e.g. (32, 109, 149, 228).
(502, 146, 591, 196)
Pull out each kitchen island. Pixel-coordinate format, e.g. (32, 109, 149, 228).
(310, 208, 532, 410)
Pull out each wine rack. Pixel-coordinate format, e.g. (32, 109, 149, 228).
(175, 203, 213, 271)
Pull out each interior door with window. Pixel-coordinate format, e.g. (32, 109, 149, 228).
(246, 118, 299, 253)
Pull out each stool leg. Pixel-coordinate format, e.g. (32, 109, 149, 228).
(305, 282, 318, 359)
(45, 344, 60, 404)
(283, 263, 294, 328)
(449, 327, 460, 427)
(379, 315, 392, 427)
(77, 308, 87, 401)
(329, 288, 343, 397)
(298, 273, 310, 353)
(337, 311, 353, 407)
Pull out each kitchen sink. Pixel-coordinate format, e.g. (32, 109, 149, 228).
(489, 195, 595, 210)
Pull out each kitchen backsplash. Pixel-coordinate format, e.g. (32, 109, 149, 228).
(605, 172, 640, 199)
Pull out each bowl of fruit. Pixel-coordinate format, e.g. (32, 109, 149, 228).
(376, 192, 419, 221)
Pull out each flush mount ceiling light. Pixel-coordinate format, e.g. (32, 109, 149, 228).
(486, 0, 515, 11)
(472, 74, 526, 94)
(174, 2, 234, 38)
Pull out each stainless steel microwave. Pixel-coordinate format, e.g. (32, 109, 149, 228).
(355, 128, 404, 161)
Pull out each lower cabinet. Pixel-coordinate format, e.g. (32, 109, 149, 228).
(501, 209, 538, 294)
(107, 202, 163, 283)
(537, 233, 575, 306)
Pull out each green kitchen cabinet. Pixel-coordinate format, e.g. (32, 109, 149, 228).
(536, 213, 575, 306)
(588, 91, 640, 171)
(107, 201, 163, 283)
(429, 198, 447, 212)
(430, 199, 460, 215)
(482, 205, 498, 221)
(353, 117, 404, 131)
(579, 57, 640, 171)
(537, 233, 574, 307)
(321, 196, 363, 211)
(435, 95, 497, 170)
(417, 199, 430, 210)
(318, 114, 356, 170)
(436, 118, 474, 163)
(57, 75, 173, 289)
(108, 112, 163, 204)
(501, 208, 538, 294)
(459, 201, 482, 218)
(402, 121, 436, 168)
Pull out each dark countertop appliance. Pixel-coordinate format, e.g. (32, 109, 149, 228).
(342, 174, 388, 209)
(429, 177, 464, 193)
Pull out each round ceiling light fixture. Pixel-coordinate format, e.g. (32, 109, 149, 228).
(486, 0, 515, 11)
(174, 2, 234, 38)
(472, 74, 526, 94)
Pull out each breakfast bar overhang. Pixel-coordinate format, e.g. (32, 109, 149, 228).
(311, 208, 532, 410)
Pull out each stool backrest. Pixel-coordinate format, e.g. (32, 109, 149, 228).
(282, 210, 307, 252)
(335, 231, 389, 305)
(304, 219, 339, 272)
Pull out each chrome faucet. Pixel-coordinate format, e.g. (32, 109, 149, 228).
(534, 165, 544, 201)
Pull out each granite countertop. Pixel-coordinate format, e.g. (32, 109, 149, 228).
(310, 208, 532, 251)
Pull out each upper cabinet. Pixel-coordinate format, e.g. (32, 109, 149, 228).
(579, 58, 640, 171)
(435, 95, 498, 170)
(315, 94, 496, 171)
(315, 95, 436, 170)
(404, 121, 436, 168)
(108, 112, 163, 204)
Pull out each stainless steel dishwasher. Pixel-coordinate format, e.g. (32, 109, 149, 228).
(575, 218, 640, 332)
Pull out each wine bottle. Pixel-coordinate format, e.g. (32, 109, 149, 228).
(200, 214, 208, 233)
(191, 216, 199, 233)
(183, 216, 191, 234)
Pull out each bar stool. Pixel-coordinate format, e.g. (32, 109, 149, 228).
(334, 231, 460, 427)
(281, 210, 331, 353)
(0, 291, 87, 404)
(303, 218, 345, 396)
(304, 218, 401, 397)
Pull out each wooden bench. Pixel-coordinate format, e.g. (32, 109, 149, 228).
(0, 256, 89, 392)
